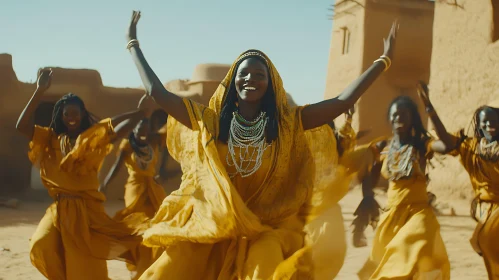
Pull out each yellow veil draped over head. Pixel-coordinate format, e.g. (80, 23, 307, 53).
(142, 49, 324, 248)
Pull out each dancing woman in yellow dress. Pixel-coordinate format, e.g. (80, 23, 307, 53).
(125, 11, 397, 279)
(16, 69, 151, 280)
(357, 96, 450, 280)
(100, 118, 168, 279)
(417, 82, 499, 279)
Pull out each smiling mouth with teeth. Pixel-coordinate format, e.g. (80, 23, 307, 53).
(244, 86, 256, 91)
(139, 136, 147, 140)
(68, 121, 76, 126)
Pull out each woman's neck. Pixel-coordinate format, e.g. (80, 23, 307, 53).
(66, 130, 81, 139)
(392, 133, 412, 147)
(237, 101, 262, 121)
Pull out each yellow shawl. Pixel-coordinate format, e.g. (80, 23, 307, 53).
(143, 50, 327, 247)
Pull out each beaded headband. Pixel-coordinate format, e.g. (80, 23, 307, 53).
(236, 51, 269, 65)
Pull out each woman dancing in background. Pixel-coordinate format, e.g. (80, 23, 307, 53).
(16, 69, 153, 280)
(126, 10, 396, 279)
(100, 117, 168, 279)
(418, 82, 499, 279)
(356, 95, 450, 279)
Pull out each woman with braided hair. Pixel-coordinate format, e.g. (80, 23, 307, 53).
(356, 95, 450, 279)
(16, 69, 154, 280)
(417, 81, 499, 279)
(126, 10, 397, 279)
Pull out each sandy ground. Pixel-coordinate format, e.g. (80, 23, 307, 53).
(0, 189, 488, 280)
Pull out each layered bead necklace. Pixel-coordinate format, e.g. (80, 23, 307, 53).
(227, 110, 270, 178)
(130, 135, 154, 170)
(477, 137, 499, 162)
(386, 141, 415, 181)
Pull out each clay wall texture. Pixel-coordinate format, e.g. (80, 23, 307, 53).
(426, 0, 499, 199)
(326, 0, 499, 199)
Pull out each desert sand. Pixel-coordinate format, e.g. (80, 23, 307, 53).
(0, 188, 488, 280)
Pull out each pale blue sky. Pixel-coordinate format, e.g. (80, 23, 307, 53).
(2, 0, 335, 105)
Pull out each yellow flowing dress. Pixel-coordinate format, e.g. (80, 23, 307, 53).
(138, 50, 340, 280)
(358, 140, 450, 280)
(449, 131, 499, 278)
(302, 118, 376, 280)
(114, 137, 167, 279)
(28, 118, 143, 280)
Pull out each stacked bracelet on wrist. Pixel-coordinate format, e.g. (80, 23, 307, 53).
(126, 39, 140, 50)
(373, 55, 392, 72)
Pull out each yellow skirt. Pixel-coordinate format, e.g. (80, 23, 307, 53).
(114, 176, 167, 280)
(304, 203, 347, 280)
(358, 203, 450, 280)
(30, 197, 143, 280)
(470, 200, 499, 279)
(139, 225, 305, 279)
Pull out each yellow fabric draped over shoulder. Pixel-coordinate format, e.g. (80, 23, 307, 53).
(143, 50, 321, 248)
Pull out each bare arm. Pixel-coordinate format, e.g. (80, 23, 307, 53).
(302, 62, 385, 130)
(99, 149, 128, 193)
(127, 11, 191, 129)
(111, 109, 145, 140)
(16, 69, 53, 139)
(301, 22, 398, 130)
(362, 160, 382, 198)
(417, 82, 457, 154)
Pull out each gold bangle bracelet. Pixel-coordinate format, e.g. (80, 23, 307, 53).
(374, 58, 388, 71)
(380, 55, 392, 69)
(126, 39, 140, 50)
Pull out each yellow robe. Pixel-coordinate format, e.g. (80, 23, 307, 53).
(28, 119, 143, 280)
(358, 141, 450, 280)
(114, 138, 167, 279)
(450, 133, 499, 279)
(301, 119, 376, 280)
(138, 50, 338, 280)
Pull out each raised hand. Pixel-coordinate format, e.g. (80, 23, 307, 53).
(36, 69, 53, 92)
(127, 10, 141, 42)
(383, 21, 399, 60)
(417, 80, 432, 108)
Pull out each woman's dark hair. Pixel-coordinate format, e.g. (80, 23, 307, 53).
(388, 95, 430, 152)
(128, 118, 150, 156)
(49, 93, 98, 135)
(470, 106, 499, 139)
(218, 55, 278, 144)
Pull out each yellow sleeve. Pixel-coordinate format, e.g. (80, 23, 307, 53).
(166, 98, 217, 163)
(28, 125, 52, 166)
(448, 129, 471, 157)
(59, 118, 116, 175)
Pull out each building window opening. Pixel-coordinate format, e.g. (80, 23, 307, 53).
(342, 27, 351, 54)
(492, 0, 499, 42)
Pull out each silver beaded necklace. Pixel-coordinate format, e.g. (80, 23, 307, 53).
(386, 141, 415, 181)
(226, 111, 270, 178)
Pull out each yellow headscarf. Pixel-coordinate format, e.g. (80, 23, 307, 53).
(143, 49, 322, 248)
